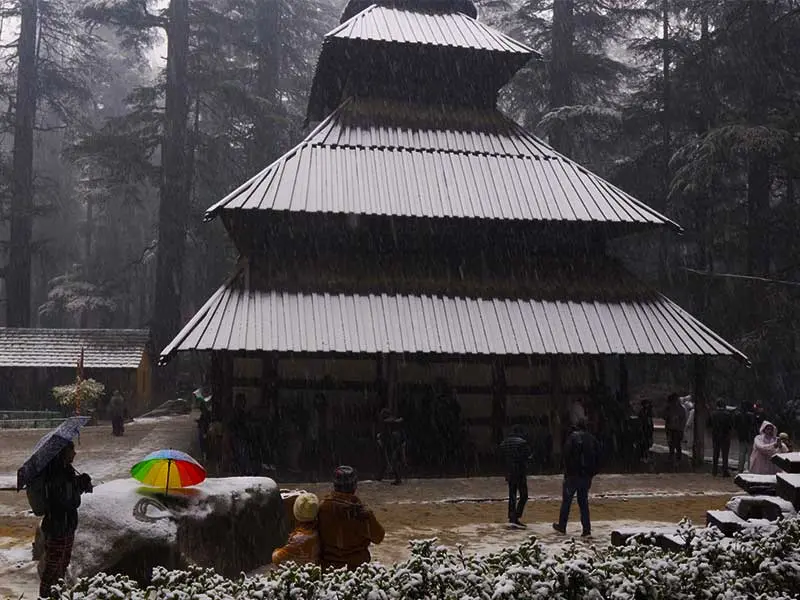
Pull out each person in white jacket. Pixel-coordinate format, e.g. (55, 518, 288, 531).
(681, 395, 694, 450)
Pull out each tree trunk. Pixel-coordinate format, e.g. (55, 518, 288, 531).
(745, 1, 771, 332)
(152, 0, 190, 394)
(7, 0, 39, 327)
(548, 0, 574, 156)
(658, 0, 671, 288)
(252, 0, 282, 166)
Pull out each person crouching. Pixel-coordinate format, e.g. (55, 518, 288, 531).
(272, 492, 321, 566)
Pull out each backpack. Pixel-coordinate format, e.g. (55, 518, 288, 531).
(26, 474, 48, 516)
(567, 432, 597, 476)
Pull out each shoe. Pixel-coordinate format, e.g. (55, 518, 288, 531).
(390, 480, 401, 486)
(581, 530, 592, 538)
(552, 523, 566, 534)
(511, 520, 527, 528)
(722, 472, 731, 478)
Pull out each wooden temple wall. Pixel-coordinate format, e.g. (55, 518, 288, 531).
(220, 353, 594, 472)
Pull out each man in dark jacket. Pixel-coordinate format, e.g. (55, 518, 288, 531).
(552, 420, 599, 537)
(376, 408, 406, 485)
(499, 425, 531, 527)
(39, 441, 93, 598)
(709, 399, 734, 477)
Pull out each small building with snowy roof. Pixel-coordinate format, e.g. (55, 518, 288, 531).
(0, 328, 153, 414)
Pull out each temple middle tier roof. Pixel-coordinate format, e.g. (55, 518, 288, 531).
(206, 98, 679, 231)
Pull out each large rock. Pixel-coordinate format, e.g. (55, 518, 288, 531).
(63, 477, 288, 584)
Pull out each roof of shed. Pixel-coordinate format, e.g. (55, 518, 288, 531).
(0, 328, 150, 369)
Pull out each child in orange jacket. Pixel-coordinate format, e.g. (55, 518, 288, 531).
(272, 492, 321, 566)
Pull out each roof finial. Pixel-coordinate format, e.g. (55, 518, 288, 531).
(340, 0, 478, 24)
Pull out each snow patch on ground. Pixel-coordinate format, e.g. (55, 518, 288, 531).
(0, 539, 31, 565)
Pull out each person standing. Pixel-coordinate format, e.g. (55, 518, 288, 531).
(108, 390, 126, 437)
(376, 408, 405, 485)
(735, 401, 756, 473)
(750, 421, 788, 474)
(709, 399, 734, 477)
(663, 394, 687, 466)
(318, 466, 385, 571)
(638, 400, 654, 462)
(552, 419, 599, 537)
(38, 442, 93, 598)
(499, 425, 531, 527)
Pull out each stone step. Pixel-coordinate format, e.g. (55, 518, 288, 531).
(776, 473, 800, 509)
(734, 473, 777, 495)
(706, 510, 748, 536)
(610, 527, 685, 551)
(772, 452, 800, 474)
(726, 495, 796, 521)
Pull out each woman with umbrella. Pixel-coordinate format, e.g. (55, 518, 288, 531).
(17, 417, 93, 597)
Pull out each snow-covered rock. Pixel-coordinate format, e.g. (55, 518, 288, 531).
(63, 477, 288, 583)
(772, 452, 800, 474)
(734, 472, 777, 495)
(726, 494, 796, 520)
(777, 472, 800, 509)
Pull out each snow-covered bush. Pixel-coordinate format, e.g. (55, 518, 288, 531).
(52, 378, 105, 411)
(50, 517, 800, 600)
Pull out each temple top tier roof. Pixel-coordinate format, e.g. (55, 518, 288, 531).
(306, 1, 539, 122)
(340, 0, 479, 22)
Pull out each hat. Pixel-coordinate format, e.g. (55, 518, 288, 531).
(780, 432, 789, 440)
(292, 492, 319, 522)
(333, 465, 358, 493)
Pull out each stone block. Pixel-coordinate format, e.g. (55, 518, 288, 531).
(776, 472, 800, 510)
(771, 452, 800, 474)
(734, 473, 777, 496)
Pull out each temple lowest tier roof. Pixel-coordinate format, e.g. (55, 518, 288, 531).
(160, 262, 746, 364)
(207, 99, 679, 230)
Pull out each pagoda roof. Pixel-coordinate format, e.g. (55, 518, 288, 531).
(330, 4, 534, 54)
(341, 0, 479, 22)
(206, 99, 679, 231)
(160, 261, 747, 364)
(306, 2, 538, 122)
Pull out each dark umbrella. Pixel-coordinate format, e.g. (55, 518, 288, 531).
(16, 416, 90, 491)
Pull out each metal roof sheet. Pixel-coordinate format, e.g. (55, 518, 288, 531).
(160, 267, 746, 363)
(329, 4, 535, 54)
(0, 328, 150, 369)
(207, 100, 678, 229)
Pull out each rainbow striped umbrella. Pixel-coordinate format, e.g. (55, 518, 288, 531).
(131, 449, 206, 493)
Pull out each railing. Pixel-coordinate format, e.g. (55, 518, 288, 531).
(0, 410, 64, 429)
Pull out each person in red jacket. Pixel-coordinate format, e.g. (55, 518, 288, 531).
(318, 466, 384, 570)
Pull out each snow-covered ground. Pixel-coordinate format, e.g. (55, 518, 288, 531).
(0, 415, 741, 599)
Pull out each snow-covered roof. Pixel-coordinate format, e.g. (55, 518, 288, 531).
(0, 328, 150, 369)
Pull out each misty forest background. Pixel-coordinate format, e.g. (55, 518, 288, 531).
(0, 0, 799, 419)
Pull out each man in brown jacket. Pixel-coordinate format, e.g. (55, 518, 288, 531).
(318, 465, 385, 570)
